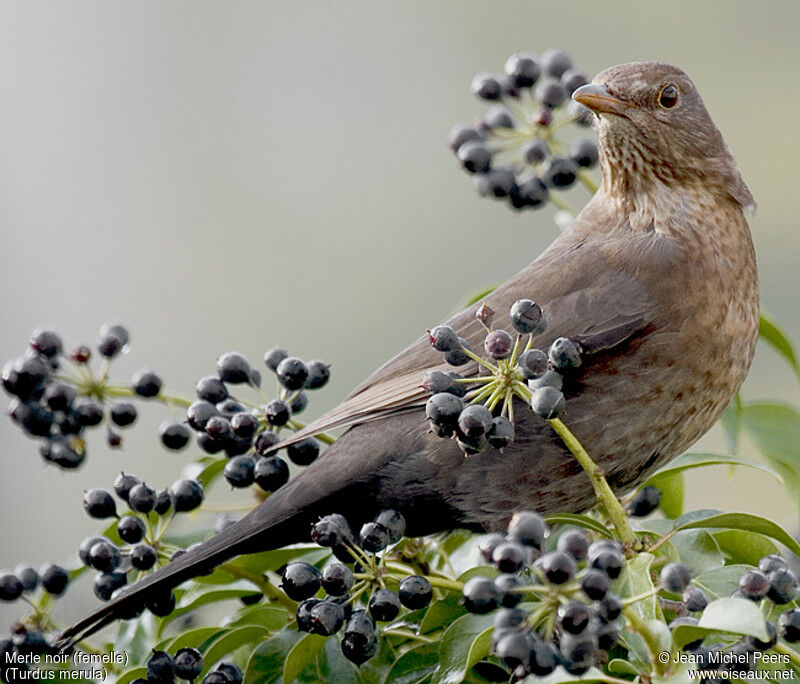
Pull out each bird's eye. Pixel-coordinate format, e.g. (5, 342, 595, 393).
(658, 84, 679, 109)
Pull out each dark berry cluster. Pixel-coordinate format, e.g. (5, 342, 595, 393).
(2, 323, 166, 467)
(0, 563, 70, 604)
(450, 48, 598, 212)
(0, 623, 59, 681)
(138, 647, 231, 684)
(76, 472, 203, 611)
(161, 348, 330, 492)
(663, 554, 800, 677)
(463, 512, 623, 677)
(282, 510, 434, 665)
(424, 300, 581, 455)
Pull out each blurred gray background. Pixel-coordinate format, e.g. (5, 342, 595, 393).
(1, 1, 798, 625)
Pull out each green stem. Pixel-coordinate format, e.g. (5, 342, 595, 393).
(218, 563, 296, 611)
(624, 606, 666, 676)
(104, 384, 192, 409)
(622, 587, 660, 607)
(648, 528, 678, 554)
(461, 348, 498, 373)
(384, 628, 437, 644)
(578, 169, 599, 193)
(285, 419, 336, 445)
(548, 418, 637, 548)
(547, 192, 578, 216)
(467, 381, 498, 404)
(774, 642, 800, 671)
(382, 565, 463, 594)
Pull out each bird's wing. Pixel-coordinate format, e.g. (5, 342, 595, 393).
(271, 228, 655, 450)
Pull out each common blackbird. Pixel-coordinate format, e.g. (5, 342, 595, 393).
(60, 62, 758, 645)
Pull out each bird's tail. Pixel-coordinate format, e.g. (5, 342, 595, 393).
(57, 488, 304, 650)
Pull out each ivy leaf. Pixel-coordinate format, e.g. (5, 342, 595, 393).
(155, 626, 226, 653)
(114, 668, 148, 684)
(668, 529, 723, 575)
(436, 530, 474, 557)
(672, 597, 768, 648)
(691, 564, 754, 600)
(544, 514, 613, 538)
(652, 470, 684, 519)
(518, 666, 613, 683)
(738, 402, 800, 510)
(430, 613, 495, 684)
(200, 625, 271, 675)
(233, 546, 328, 574)
(619, 553, 658, 621)
(673, 512, 800, 558)
(159, 587, 262, 627)
(759, 311, 800, 385)
(283, 634, 327, 684)
(712, 529, 778, 566)
(720, 395, 742, 454)
(196, 456, 227, 488)
(460, 284, 497, 308)
(674, 509, 723, 527)
(383, 642, 440, 684)
(606, 659, 641, 676)
(457, 566, 499, 583)
(419, 597, 466, 634)
(244, 628, 303, 684)
(228, 605, 291, 631)
(195, 546, 327, 586)
(644, 452, 782, 487)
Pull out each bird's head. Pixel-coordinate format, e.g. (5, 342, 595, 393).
(572, 62, 754, 211)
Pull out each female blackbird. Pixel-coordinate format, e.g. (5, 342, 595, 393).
(60, 62, 758, 646)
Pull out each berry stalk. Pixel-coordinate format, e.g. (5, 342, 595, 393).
(547, 417, 638, 548)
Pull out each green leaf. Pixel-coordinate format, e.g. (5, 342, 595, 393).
(114, 668, 148, 684)
(712, 530, 778, 566)
(196, 546, 328, 586)
(668, 529, 723, 575)
(653, 470, 684, 519)
(618, 552, 658, 621)
(196, 456, 227, 488)
(114, 612, 156, 664)
(234, 545, 327, 574)
(673, 512, 800, 558)
(544, 513, 613, 538)
(431, 612, 495, 684)
(283, 633, 327, 684)
(720, 394, 742, 453)
(460, 284, 497, 308)
(759, 311, 800, 384)
(436, 530, 474, 557)
(228, 605, 290, 631)
(672, 597, 768, 648)
(419, 597, 466, 634)
(245, 628, 303, 684)
(675, 509, 723, 527)
(646, 451, 783, 486)
(157, 626, 226, 653)
(606, 658, 641, 676)
(384, 642, 440, 684)
(518, 667, 612, 683)
(201, 625, 271, 675)
(739, 402, 800, 508)
(692, 564, 754, 600)
(457, 566, 499, 583)
(160, 587, 261, 626)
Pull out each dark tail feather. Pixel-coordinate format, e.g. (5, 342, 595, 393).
(57, 498, 297, 650)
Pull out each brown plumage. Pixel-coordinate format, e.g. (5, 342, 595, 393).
(60, 62, 758, 646)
